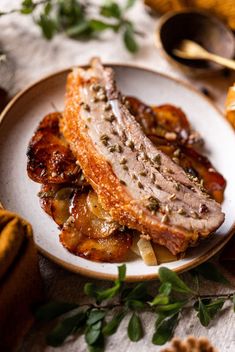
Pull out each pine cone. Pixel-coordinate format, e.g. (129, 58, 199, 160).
(161, 336, 218, 352)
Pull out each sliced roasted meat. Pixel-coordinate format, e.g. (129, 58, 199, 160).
(27, 112, 81, 184)
(62, 58, 225, 255)
(126, 96, 226, 203)
(147, 137, 226, 204)
(175, 146, 226, 204)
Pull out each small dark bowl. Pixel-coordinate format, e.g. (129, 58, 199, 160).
(156, 10, 235, 74)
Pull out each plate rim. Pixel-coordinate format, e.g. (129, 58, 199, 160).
(1, 63, 234, 281)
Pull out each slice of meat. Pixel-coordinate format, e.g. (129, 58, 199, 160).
(147, 137, 226, 203)
(175, 146, 226, 204)
(27, 112, 81, 184)
(62, 58, 225, 255)
(126, 96, 225, 203)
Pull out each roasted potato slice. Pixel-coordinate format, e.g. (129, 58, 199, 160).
(27, 112, 81, 184)
(71, 192, 119, 239)
(87, 190, 113, 221)
(59, 191, 132, 262)
(39, 184, 76, 227)
(152, 104, 191, 143)
(60, 218, 132, 263)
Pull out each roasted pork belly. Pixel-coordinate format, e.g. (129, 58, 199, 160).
(62, 58, 225, 255)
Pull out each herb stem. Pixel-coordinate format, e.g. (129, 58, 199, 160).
(34, 263, 235, 350)
(198, 293, 234, 300)
(0, 0, 49, 16)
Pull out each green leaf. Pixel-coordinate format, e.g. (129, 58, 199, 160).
(84, 283, 97, 298)
(87, 309, 106, 326)
(194, 298, 211, 311)
(159, 282, 172, 295)
(100, 2, 122, 19)
(197, 299, 211, 327)
(21, 0, 33, 6)
(84, 265, 126, 303)
(37, 14, 57, 40)
(84, 283, 120, 303)
(126, 299, 146, 310)
(156, 301, 187, 314)
(88, 334, 105, 352)
(123, 25, 138, 53)
(102, 310, 126, 335)
(20, 0, 34, 14)
(150, 294, 169, 307)
(85, 321, 103, 345)
(152, 313, 179, 345)
(159, 267, 194, 294)
(89, 345, 104, 352)
(195, 262, 230, 285)
(66, 21, 92, 37)
(121, 287, 133, 300)
(150, 282, 172, 306)
(35, 301, 78, 322)
(127, 312, 143, 342)
(57, 0, 85, 27)
(206, 299, 225, 318)
(125, 0, 137, 9)
(118, 264, 126, 281)
(44, 2, 52, 16)
(46, 311, 86, 347)
(20, 7, 34, 14)
(195, 298, 225, 323)
(233, 294, 235, 312)
(89, 19, 118, 32)
(125, 282, 148, 301)
(96, 284, 121, 302)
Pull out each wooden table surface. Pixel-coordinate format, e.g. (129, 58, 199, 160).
(1, 1, 235, 351)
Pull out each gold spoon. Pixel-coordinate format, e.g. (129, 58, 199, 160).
(173, 39, 235, 70)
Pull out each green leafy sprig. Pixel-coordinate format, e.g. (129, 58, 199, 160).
(34, 262, 234, 351)
(0, 0, 140, 53)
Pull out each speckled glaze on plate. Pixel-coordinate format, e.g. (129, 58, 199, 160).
(0, 65, 235, 281)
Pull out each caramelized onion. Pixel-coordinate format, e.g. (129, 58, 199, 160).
(137, 238, 158, 266)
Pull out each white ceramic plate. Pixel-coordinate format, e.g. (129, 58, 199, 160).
(0, 65, 235, 281)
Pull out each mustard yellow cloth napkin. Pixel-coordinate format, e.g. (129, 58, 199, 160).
(145, 0, 235, 30)
(0, 209, 43, 352)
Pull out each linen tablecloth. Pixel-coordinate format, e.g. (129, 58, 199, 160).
(1, 1, 235, 351)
